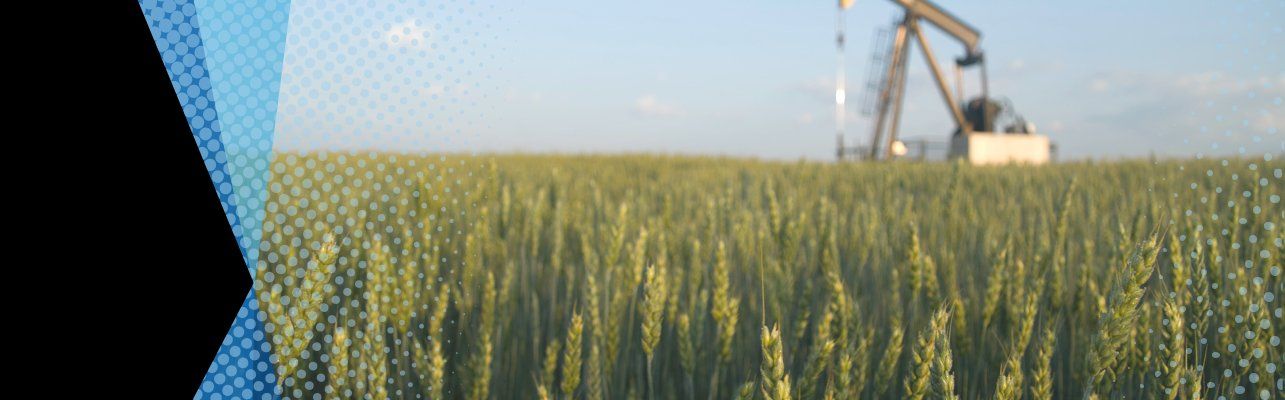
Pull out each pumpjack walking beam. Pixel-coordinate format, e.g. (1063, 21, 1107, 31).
(909, 17, 969, 137)
(890, 0, 980, 54)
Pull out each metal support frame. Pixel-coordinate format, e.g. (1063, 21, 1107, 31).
(863, 3, 989, 160)
(867, 18, 910, 160)
(884, 27, 913, 159)
(840, 0, 989, 161)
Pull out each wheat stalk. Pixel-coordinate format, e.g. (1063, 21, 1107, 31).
(931, 307, 960, 400)
(1083, 235, 1159, 399)
(640, 262, 666, 398)
(469, 272, 497, 400)
(799, 337, 836, 400)
(426, 282, 450, 400)
(875, 318, 905, 397)
(1159, 299, 1184, 400)
(709, 240, 740, 400)
(562, 311, 584, 399)
(760, 324, 793, 400)
(327, 325, 351, 398)
(905, 307, 948, 400)
(1031, 325, 1055, 400)
(994, 355, 1024, 400)
(542, 340, 562, 390)
(737, 380, 757, 400)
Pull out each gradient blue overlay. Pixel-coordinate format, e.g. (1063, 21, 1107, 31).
(139, 0, 291, 398)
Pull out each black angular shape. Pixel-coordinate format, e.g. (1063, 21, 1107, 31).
(62, 2, 256, 396)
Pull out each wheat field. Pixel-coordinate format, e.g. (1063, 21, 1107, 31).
(256, 153, 1281, 400)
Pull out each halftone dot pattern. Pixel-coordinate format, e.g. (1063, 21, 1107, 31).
(1153, 2, 1281, 399)
(194, 0, 291, 266)
(139, 0, 506, 397)
(198, 295, 277, 400)
(137, 2, 278, 398)
(256, 153, 482, 399)
(273, 0, 501, 153)
(1155, 157, 1281, 400)
(255, 1, 505, 398)
(186, 0, 294, 399)
(138, 0, 242, 239)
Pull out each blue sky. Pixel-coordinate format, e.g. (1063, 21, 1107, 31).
(274, 0, 1283, 160)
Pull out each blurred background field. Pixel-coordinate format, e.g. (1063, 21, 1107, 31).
(256, 153, 1280, 400)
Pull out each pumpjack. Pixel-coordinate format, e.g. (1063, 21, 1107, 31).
(834, 0, 1051, 164)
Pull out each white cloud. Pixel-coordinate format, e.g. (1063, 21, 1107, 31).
(798, 112, 815, 124)
(504, 89, 544, 103)
(1064, 70, 1284, 157)
(1046, 120, 1065, 132)
(1008, 58, 1026, 71)
(1087, 70, 1284, 99)
(635, 95, 683, 117)
(1253, 111, 1282, 133)
(794, 76, 839, 105)
(1089, 78, 1110, 93)
(386, 19, 433, 47)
